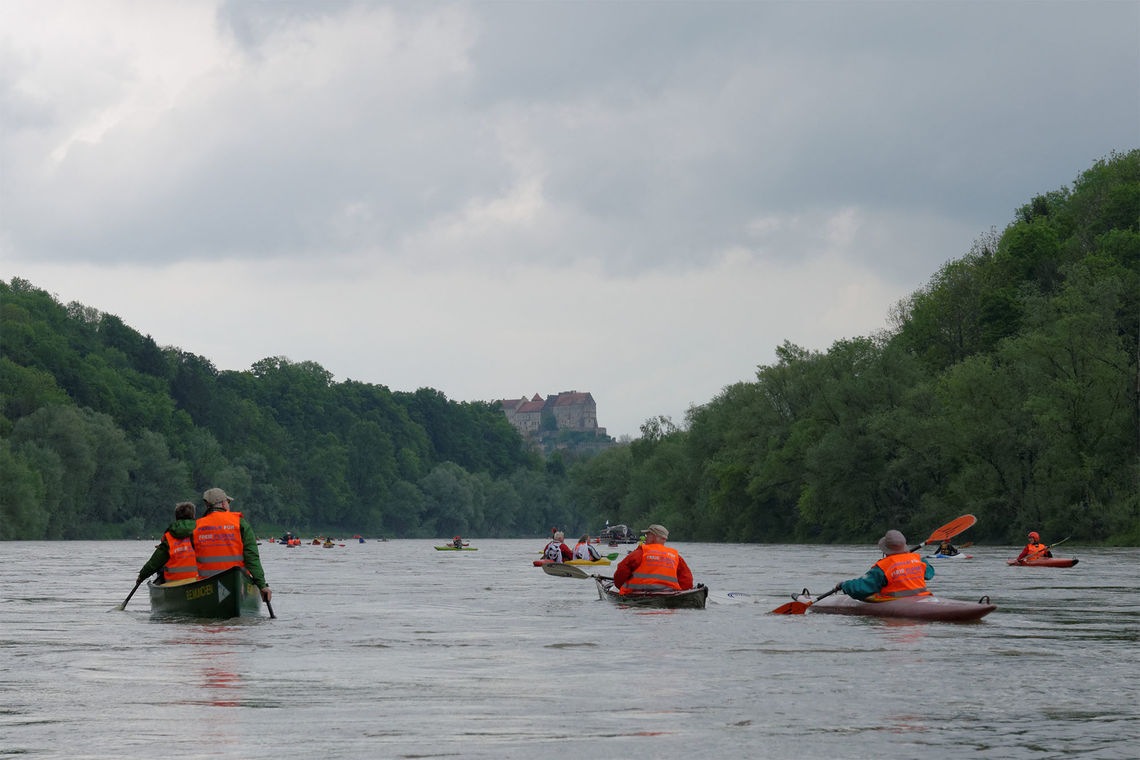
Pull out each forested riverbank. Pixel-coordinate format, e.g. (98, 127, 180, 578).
(2, 150, 1137, 543)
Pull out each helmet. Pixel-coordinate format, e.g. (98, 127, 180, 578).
(1028, 531, 1040, 541)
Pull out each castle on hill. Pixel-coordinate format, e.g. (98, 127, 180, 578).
(497, 391, 610, 450)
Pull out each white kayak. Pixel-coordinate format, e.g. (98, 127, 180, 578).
(793, 592, 996, 622)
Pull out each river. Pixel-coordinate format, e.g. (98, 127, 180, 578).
(1, 539, 1136, 759)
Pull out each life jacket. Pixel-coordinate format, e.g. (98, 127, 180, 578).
(865, 553, 931, 601)
(543, 540, 564, 562)
(1024, 542, 1051, 559)
(573, 542, 592, 560)
(621, 544, 681, 594)
(163, 532, 198, 581)
(193, 510, 245, 577)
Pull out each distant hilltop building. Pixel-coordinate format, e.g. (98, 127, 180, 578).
(498, 391, 611, 452)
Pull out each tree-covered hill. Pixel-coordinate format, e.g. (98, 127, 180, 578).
(566, 149, 1139, 545)
(0, 288, 557, 538)
(2, 149, 1137, 544)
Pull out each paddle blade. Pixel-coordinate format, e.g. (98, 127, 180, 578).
(924, 514, 976, 544)
(542, 562, 589, 579)
(770, 600, 811, 614)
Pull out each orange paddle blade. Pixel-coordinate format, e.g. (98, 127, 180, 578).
(770, 600, 811, 614)
(924, 514, 976, 545)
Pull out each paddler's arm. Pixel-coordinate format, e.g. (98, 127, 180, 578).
(837, 566, 888, 601)
(676, 556, 694, 590)
(239, 518, 270, 593)
(612, 546, 643, 589)
(137, 537, 170, 582)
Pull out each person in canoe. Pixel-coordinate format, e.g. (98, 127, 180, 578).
(194, 488, 272, 604)
(835, 529, 934, 601)
(136, 501, 199, 585)
(543, 531, 573, 562)
(451, 536, 464, 549)
(935, 539, 959, 556)
(572, 535, 602, 561)
(1016, 531, 1052, 563)
(613, 524, 693, 595)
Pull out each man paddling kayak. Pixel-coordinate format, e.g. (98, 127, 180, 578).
(835, 529, 934, 601)
(613, 524, 693, 595)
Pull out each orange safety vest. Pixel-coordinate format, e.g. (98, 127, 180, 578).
(866, 553, 931, 602)
(193, 510, 245, 577)
(163, 532, 198, 581)
(621, 544, 681, 594)
(1024, 542, 1050, 558)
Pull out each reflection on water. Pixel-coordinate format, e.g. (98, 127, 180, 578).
(0, 541, 1138, 759)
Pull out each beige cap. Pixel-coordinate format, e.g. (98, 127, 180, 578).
(642, 524, 669, 539)
(203, 487, 233, 507)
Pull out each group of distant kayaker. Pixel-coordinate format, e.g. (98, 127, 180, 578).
(545, 524, 695, 596)
(542, 531, 606, 562)
(135, 487, 272, 604)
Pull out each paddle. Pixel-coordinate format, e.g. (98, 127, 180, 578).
(541, 562, 613, 582)
(265, 596, 276, 619)
(909, 514, 976, 551)
(1019, 536, 1070, 563)
(770, 586, 840, 615)
(115, 578, 143, 611)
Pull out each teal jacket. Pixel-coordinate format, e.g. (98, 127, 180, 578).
(840, 557, 934, 601)
(137, 519, 197, 582)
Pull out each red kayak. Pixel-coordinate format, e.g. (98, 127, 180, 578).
(1006, 557, 1079, 567)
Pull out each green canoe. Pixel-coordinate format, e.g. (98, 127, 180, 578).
(434, 545, 477, 551)
(148, 566, 264, 618)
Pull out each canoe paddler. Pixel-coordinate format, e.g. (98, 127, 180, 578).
(613, 524, 693, 595)
(194, 487, 272, 603)
(1016, 531, 1052, 563)
(835, 529, 934, 602)
(136, 501, 199, 585)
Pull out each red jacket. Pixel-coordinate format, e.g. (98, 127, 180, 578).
(613, 543, 693, 591)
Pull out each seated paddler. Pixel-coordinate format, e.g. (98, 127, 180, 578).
(612, 524, 693, 595)
(835, 529, 934, 602)
(136, 501, 199, 585)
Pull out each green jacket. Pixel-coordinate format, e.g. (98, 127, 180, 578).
(137, 512, 269, 589)
(840, 558, 934, 601)
(137, 519, 197, 582)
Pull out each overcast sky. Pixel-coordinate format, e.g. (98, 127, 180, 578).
(1, 1, 1137, 439)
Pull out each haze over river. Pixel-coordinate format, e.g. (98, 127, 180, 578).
(2, 539, 1137, 759)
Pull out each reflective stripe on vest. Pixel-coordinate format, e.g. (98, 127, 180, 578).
(867, 553, 931, 601)
(193, 510, 245, 576)
(622, 544, 681, 593)
(163, 532, 198, 581)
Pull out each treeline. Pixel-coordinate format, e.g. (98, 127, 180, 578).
(2, 150, 1138, 543)
(569, 150, 1140, 544)
(0, 286, 589, 538)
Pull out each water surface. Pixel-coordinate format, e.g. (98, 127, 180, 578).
(1, 540, 1136, 759)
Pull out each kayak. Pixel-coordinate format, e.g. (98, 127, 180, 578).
(1006, 557, 1079, 567)
(595, 577, 708, 610)
(792, 592, 996, 622)
(148, 566, 264, 619)
(434, 546, 477, 551)
(533, 558, 611, 566)
(925, 553, 973, 559)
